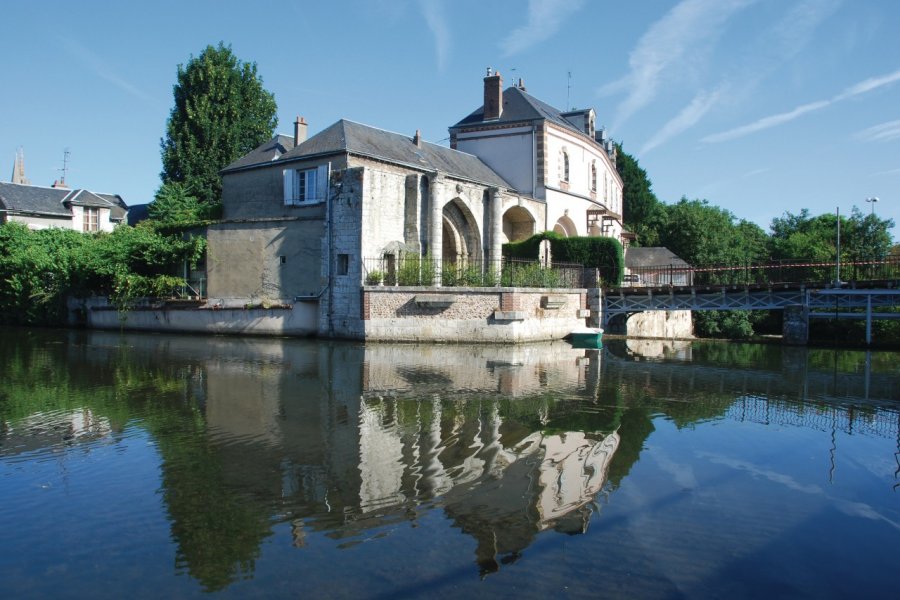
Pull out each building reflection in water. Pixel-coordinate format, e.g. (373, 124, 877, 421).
(198, 340, 621, 576)
(3, 329, 898, 591)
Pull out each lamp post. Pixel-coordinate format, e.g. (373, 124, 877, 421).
(835, 206, 842, 286)
(865, 196, 879, 215)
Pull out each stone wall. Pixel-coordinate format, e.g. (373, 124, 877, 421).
(207, 219, 325, 306)
(361, 286, 587, 342)
(623, 310, 693, 339)
(87, 303, 319, 336)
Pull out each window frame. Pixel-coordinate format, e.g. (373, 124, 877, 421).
(82, 207, 99, 232)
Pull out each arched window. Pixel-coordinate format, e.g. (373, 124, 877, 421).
(559, 149, 570, 183)
(590, 161, 597, 192)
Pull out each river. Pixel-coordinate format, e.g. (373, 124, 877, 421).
(1, 328, 898, 598)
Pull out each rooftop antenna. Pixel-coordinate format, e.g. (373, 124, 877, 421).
(59, 148, 70, 185)
(567, 70, 572, 111)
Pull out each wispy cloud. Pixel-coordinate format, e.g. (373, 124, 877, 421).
(419, 0, 450, 71)
(60, 37, 157, 105)
(703, 67, 900, 143)
(500, 0, 585, 57)
(598, 0, 755, 130)
(856, 119, 900, 143)
(871, 167, 900, 176)
(742, 167, 770, 178)
(640, 88, 722, 154)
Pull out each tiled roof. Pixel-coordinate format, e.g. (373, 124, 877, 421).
(450, 86, 586, 137)
(0, 182, 128, 219)
(224, 120, 513, 189)
(0, 182, 71, 216)
(222, 134, 296, 172)
(625, 247, 691, 268)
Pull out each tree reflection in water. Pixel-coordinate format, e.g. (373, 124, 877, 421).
(1, 329, 897, 592)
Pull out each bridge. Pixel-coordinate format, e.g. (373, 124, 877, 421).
(602, 257, 900, 344)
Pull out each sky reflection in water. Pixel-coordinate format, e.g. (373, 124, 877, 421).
(0, 329, 898, 598)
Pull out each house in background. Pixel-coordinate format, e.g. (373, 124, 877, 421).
(0, 181, 128, 232)
(624, 247, 693, 287)
(2, 152, 128, 232)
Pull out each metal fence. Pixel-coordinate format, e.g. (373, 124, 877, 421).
(624, 256, 900, 288)
(363, 256, 586, 289)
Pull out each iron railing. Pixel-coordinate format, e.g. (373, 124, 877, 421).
(623, 257, 900, 288)
(363, 256, 586, 289)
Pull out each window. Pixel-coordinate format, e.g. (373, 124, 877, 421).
(590, 161, 597, 192)
(83, 207, 99, 232)
(337, 254, 349, 276)
(559, 150, 570, 182)
(283, 165, 326, 205)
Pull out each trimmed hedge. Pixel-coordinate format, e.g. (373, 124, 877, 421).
(503, 231, 624, 286)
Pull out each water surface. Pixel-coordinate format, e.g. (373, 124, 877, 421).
(1, 329, 898, 598)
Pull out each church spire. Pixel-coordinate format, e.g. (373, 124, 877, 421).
(11, 147, 30, 185)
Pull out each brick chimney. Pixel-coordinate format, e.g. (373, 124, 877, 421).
(483, 67, 503, 120)
(413, 129, 422, 147)
(294, 116, 308, 146)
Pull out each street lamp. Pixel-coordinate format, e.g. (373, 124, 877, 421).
(835, 206, 843, 286)
(865, 196, 879, 215)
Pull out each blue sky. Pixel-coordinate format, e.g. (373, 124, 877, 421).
(2, 0, 898, 240)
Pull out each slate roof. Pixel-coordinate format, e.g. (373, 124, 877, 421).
(0, 182, 71, 216)
(223, 134, 296, 172)
(450, 86, 587, 137)
(224, 120, 512, 189)
(0, 182, 128, 220)
(625, 247, 691, 268)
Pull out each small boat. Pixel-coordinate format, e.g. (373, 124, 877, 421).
(566, 327, 603, 348)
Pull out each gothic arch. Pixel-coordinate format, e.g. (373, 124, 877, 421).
(442, 198, 481, 264)
(502, 206, 536, 243)
(553, 214, 578, 237)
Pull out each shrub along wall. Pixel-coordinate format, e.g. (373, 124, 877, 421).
(503, 232, 624, 286)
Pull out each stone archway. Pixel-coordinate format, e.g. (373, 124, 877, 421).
(442, 198, 481, 264)
(553, 214, 578, 237)
(502, 206, 536, 243)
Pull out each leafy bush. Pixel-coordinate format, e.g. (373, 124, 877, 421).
(397, 254, 435, 286)
(0, 222, 206, 325)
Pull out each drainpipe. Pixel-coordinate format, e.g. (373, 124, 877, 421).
(326, 161, 334, 336)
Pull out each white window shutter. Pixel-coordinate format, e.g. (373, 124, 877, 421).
(283, 169, 293, 205)
(316, 165, 328, 202)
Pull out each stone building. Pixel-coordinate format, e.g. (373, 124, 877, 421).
(207, 70, 628, 340)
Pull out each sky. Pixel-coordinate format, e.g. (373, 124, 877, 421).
(2, 0, 898, 240)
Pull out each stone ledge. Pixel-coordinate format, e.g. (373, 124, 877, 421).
(542, 295, 568, 309)
(414, 294, 456, 308)
(493, 310, 526, 322)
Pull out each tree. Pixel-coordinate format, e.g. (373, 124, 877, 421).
(160, 43, 277, 207)
(615, 144, 665, 246)
(769, 207, 894, 265)
(655, 198, 769, 339)
(148, 182, 209, 224)
(658, 198, 766, 268)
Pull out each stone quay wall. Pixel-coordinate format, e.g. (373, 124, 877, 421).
(361, 286, 589, 343)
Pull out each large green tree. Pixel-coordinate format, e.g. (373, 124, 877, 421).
(615, 144, 665, 246)
(160, 43, 277, 207)
(769, 208, 894, 264)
